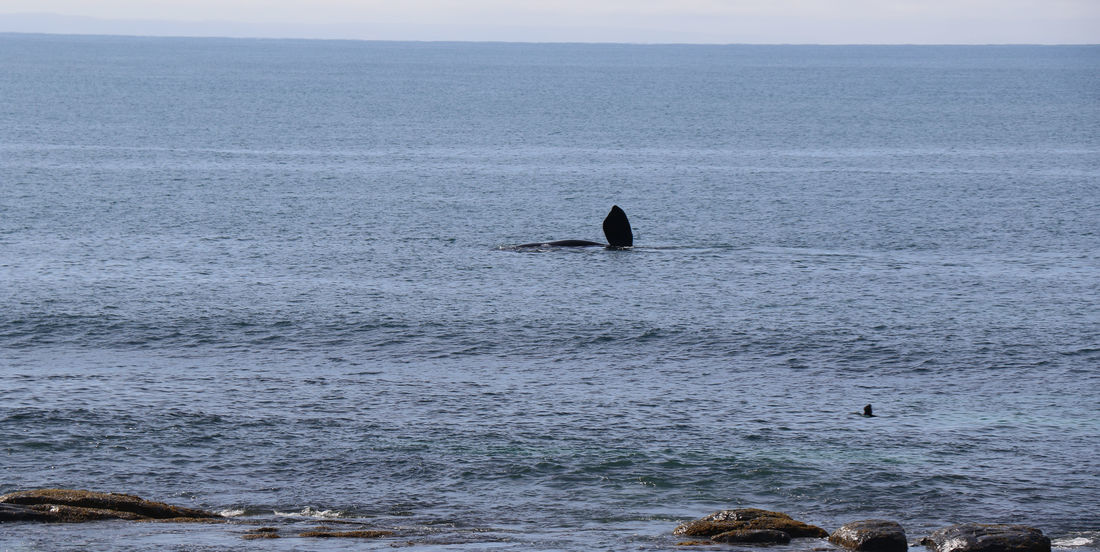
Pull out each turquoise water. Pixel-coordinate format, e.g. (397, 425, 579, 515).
(1, 35, 1098, 550)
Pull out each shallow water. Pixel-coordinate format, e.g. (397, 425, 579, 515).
(1, 35, 1098, 550)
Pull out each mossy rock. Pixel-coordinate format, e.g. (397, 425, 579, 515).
(0, 503, 55, 522)
(0, 489, 220, 522)
(243, 532, 282, 539)
(701, 509, 793, 522)
(28, 503, 147, 522)
(675, 517, 828, 538)
(242, 527, 281, 539)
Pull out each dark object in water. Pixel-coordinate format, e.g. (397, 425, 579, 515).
(829, 519, 908, 552)
(0, 489, 220, 522)
(518, 205, 633, 249)
(863, 404, 875, 417)
(920, 523, 1050, 552)
(711, 529, 792, 544)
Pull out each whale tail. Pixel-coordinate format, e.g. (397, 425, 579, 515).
(602, 205, 633, 248)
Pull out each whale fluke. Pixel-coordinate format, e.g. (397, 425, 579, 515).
(602, 205, 632, 248)
(516, 205, 633, 249)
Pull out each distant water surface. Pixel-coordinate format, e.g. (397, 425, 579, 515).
(1, 35, 1098, 550)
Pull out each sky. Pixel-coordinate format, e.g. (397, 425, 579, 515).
(0, 0, 1097, 44)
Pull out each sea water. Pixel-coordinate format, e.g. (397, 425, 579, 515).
(0, 35, 1098, 550)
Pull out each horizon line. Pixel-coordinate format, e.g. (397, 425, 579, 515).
(1, 11, 1097, 46)
(2, 31, 1096, 48)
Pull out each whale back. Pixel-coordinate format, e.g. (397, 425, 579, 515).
(602, 205, 633, 248)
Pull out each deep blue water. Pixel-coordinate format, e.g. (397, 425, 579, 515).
(1, 34, 1098, 550)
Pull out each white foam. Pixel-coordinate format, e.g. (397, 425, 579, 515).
(1052, 537, 1093, 547)
(273, 506, 343, 519)
(218, 509, 246, 518)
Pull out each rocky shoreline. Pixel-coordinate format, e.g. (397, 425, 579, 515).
(673, 508, 1051, 552)
(0, 489, 1056, 550)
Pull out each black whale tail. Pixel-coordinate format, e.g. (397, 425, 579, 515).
(603, 205, 632, 248)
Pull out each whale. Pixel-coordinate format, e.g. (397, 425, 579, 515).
(517, 205, 633, 249)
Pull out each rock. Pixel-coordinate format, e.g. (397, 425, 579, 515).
(712, 529, 792, 544)
(1, 501, 145, 523)
(702, 508, 794, 522)
(243, 532, 281, 540)
(0, 503, 55, 522)
(0, 489, 220, 522)
(674, 509, 828, 539)
(829, 520, 907, 552)
(920, 523, 1051, 552)
(299, 529, 395, 538)
(28, 503, 147, 522)
(243, 527, 281, 539)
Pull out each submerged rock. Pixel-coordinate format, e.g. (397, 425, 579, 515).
(829, 520, 907, 552)
(243, 527, 282, 539)
(712, 529, 792, 544)
(0, 489, 220, 523)
(920, 523, 1051, 552)
(242, 532, 281, 540)
(674, 508, 828, 539)
(299, 529, 395, 538)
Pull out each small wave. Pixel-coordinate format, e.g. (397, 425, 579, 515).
(1060, 347, 1099, 357)
(217, 508, 246, 517)
(274, 506, 344, 519)
(1053, 535, 1095, 548)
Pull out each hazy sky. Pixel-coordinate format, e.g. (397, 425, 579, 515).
(1, 0, 1098, 43)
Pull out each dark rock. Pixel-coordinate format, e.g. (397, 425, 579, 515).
(243, 532, 281, 539)
(674, 509, 828, 539)
(299, 529, 395, 538)
(0, 489, 220, 523)
(920, 523, 1051, 552)
(712, 529, 792, 544)
(242, 527, 281, 539)
(0, 503, 55, 522)
(829, 520, 907, 552)
(28, 503, 146, 522)
(137, 516, 225, 523)
(1, 502, 145, 523)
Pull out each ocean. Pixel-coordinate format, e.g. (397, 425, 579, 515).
(0, 34, 1098, 550)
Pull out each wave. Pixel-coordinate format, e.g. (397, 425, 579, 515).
(1, 308, 1084, 375)
(274, 506, 345, 519)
